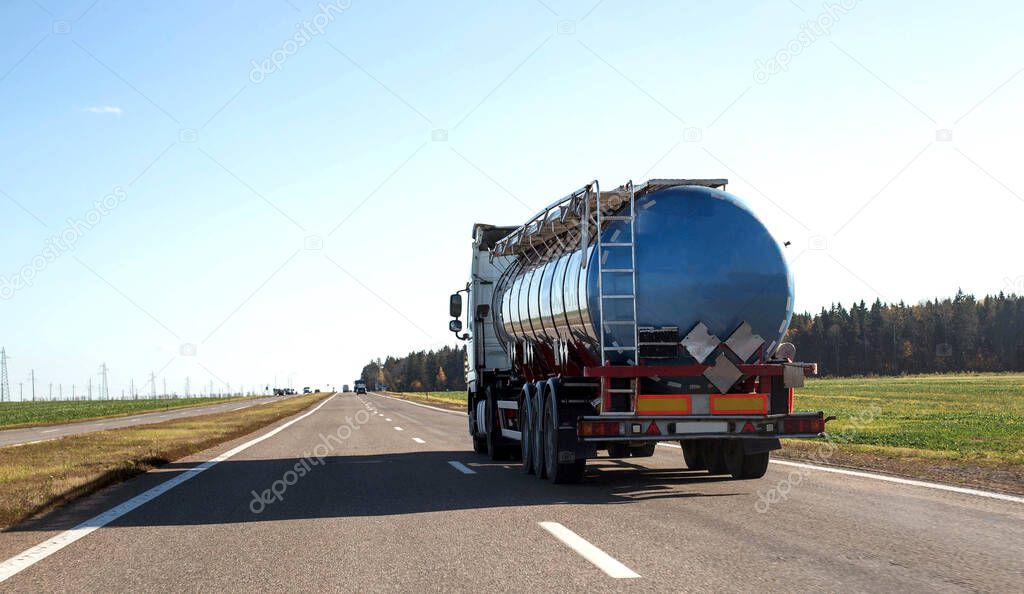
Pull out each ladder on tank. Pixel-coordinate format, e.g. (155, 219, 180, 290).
(596, 180, 639, 414)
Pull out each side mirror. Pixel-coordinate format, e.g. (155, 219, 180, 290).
(449, 293, 462, 318)
(449, 319, 463, 333)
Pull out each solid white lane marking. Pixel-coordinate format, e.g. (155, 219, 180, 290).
(655, 443, 1024, 504)
(370, 392, 466, 416)
(538, 522, 640, 579)
(393, 426, 403, 431)
(769, 459, 1024, 504)
(447, 461, 476, 474)
(412, 437, 426, 444)
(0, 395, 336, 584)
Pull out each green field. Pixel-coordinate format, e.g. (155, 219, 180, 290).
(794, 373, 1024, 464)
(0, 396, 259, 430)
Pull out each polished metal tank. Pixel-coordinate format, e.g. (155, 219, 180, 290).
(494, 184, 793, 363)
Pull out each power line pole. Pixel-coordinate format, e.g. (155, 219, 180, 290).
(162, 377, 167, 399)
(99, 363, 109, 400)
(0, 347, 9, 402)
(88, 377, 93, 400)
(30, 369, 36, 401)
(131, 378, 135, 400)
(185, 376, 190, 398)
(48, 382, 52, 401)
(19, 382, 23, 401)
(150, 372, 156, 399)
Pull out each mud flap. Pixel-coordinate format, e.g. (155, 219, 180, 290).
(742, 437, 781, 455)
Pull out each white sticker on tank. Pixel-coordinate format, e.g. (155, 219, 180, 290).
(610, 229, 621, 243)
(641, 200, 656, 209)
(779, 320, 787, 334)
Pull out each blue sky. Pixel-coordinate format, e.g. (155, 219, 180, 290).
(1, 0, 1022, 399)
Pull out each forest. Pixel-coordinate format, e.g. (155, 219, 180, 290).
(361, 292, 1024, 389)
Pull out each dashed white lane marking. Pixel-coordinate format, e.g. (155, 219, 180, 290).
(412, 438, 426, 444)
(447, 461, 476, 474)
(393, 426, 403, 431)
(0, 395, 337, 584)
(538, 522, 640, 579)
(385, 418, 392, 422)
(40, 429, 59, 434)
(655, 443, 1024, 504)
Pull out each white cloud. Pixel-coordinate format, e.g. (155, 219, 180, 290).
(81, 106, 122, 114)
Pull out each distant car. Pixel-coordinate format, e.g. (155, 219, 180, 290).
(303, 387, 311, 394)
(354, 380, 367, 394)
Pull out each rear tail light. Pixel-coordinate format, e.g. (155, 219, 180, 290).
(578, 421, 622, 437)
(783, 417, 825, 434)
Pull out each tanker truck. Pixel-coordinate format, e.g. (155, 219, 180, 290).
(448, 178, 830, 483)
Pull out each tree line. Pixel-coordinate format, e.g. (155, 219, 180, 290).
(787, 291, 1024, 376)
(360, 345, 467, 392)
(361, 292, 1024, 385)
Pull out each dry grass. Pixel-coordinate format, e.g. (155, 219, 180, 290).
(0, 393, 330, 529)
(384, 391, 465, 410)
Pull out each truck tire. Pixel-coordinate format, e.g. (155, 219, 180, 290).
(485, 387, 505, 461)
(606, 443, 630, 458)
(520, 393, 535, 474)
(702, 439, 729, 475)
(630, 443, 657, 458)
(681, 441, 705, 470)
(532, 389, 546, 479)
(472, 436, 487, 454)
(723, 440, 770, 479)
(543, 395, 585, 484)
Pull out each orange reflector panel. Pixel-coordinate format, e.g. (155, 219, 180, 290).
(636, 394, 692, 416)
(709, 394, 768, 415)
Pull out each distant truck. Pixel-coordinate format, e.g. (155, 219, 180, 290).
(449, 178, 830, 483)
(342, 384, 350, 393)
(354, 380, 367, 395)
(303, 387, 311, 394)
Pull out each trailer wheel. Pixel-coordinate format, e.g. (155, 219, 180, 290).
(543, 395, 585, 484)
(520, 394, 535, 474)
(681, 441, 705, 470)
(532, 389, 547, 479)
(723, 440, 770, 479)
(702, 440, 729, 475)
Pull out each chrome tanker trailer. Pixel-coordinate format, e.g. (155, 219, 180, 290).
(448, 178, 829, 483)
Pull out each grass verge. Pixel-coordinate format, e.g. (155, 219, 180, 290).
(0, 393, 330, 529)
(384, 391, 464, 410)
(0, 396, 265, 430)
(786, 373, 1024, 494)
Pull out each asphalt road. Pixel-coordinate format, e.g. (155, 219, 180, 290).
(0, 396, 287, 447)
(1, 392, 1021, 592)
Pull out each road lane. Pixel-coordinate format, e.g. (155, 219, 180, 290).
(0, 396, 287, 447)
(1, 391, 1021, 592)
